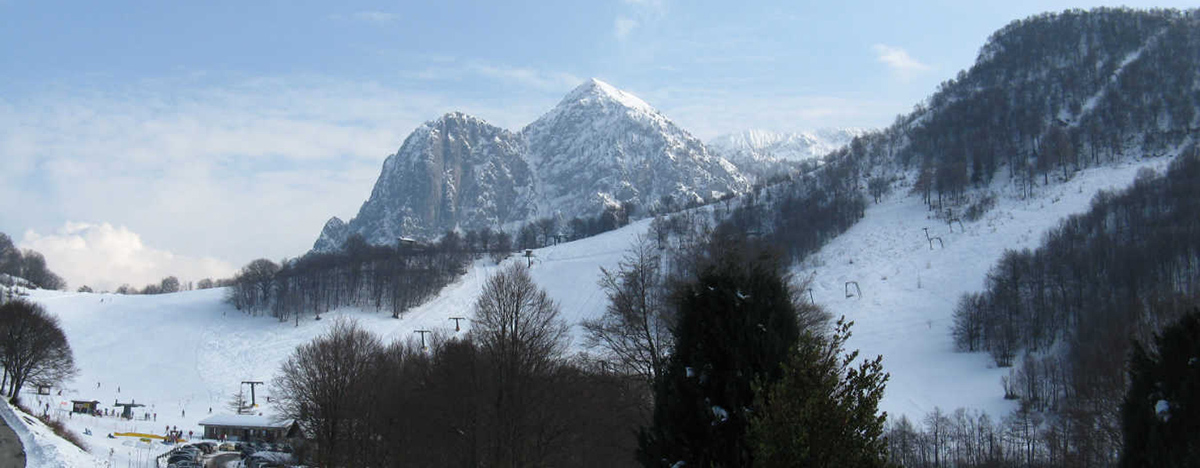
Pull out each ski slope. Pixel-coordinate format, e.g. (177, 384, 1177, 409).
(805, 156, 1173, 420)
(14, 154, 1176, 466)
(17, 218, 649, 466)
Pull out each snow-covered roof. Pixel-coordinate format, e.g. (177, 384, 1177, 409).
(197, 414, 293, 428)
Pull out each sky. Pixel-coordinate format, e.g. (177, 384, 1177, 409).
(1, 0, 1193, 291)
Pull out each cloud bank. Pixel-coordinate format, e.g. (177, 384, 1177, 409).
(20, 222, 236, 292)
(872, 44, 931, 80)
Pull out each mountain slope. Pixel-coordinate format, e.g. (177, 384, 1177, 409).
(316, 79, 747, 251)
(21, 218, 650, 466)
(323, 112, 535, 247)
(22, 153, 1173, 468)
(709, 128, 866, 179)
(809, 154, 1176, 419)
(523, 79, 748, 219)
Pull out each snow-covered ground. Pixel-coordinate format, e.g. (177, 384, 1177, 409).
(13, 153, 1176, 466)
(17, 218, 649, 467)
(806, 155, 1174, 420)
(0, 399, 100, 467)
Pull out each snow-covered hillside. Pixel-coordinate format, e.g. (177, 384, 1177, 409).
(0, 400, 100, 467)
(16, 152, 1177, 466)
(804, 155, 1174, 420)
(20, 219, 650, 466)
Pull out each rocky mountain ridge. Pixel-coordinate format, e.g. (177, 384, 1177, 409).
(314, 79, 752, 250)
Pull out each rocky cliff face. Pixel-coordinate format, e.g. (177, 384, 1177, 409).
(314, 79, 748, 251)
(324, 112, 534, 247)
(312, 217, 349, 253)
(522, 78, 748, 219)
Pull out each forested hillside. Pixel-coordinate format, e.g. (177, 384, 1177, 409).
(924, 148, 1200, 466)
(724, 8, 1198, 268)
(0, 232, 65, 293)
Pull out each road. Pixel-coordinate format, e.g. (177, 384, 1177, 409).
(0, 414, 24, 468)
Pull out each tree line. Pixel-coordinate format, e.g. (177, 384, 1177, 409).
(511, 201, 636, 252)
(754, 7, 1200, 230)
(272, 265, 646, 467)
(890, 306, 1200, 467)
(226, 232, 479, 323)
(946, 148, 1200, 464)
(0, 232, 65, 292)
(888, 7, 1199, 211)
(714, 143, 867, 266)
(272, 230, 893, 467)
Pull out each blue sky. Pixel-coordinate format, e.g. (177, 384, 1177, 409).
(1, 0, 1192, 290)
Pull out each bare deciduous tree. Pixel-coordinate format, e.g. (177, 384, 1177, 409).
(273, 318, 382, 466)
(582, 235, 672, 383)
(0, 300, 76, 402)
(470, 263, 569, 467)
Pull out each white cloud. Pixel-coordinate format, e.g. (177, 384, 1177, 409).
(329, 11, 397, 24)
(352, 11, 397, 24)
(0, 74, 567, 270)
(639, 85, 903, 140)
(401, 59, 583, 93)
(614, 17, 638, 41)
(621, 0, 667, 13)
(467, 63, 583, 91)
(20, 222, 236, 292)
(872, 44, 930, 80)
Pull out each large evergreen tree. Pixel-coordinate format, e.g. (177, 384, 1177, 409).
(637, 237, 817, 467)
(1120, 308, 1200, 467)
(750, 318, 890, 467)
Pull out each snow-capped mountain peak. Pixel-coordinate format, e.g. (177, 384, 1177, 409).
(558, 78, 657, 115)
(522, 79, 747, 220)
(315, 79, 749, 251)
(709, 128, 867, 164)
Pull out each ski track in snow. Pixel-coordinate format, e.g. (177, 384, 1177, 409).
(14, 154, 1178, 465)
(805, 155, 1173, 421)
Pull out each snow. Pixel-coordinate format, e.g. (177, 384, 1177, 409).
(0, 400, 103, 467)
(17, 217, 650, 467)
(708, 128, 866, 163)
(711, 405, 729, 423)
(561, 78, 657, 116)
(803, 155, 1173, 421)
(1074, 27, 1168, 123)
(1155, 400, 1170, 421)
(15, 151, 1178, 466)
(197, 414, 291, 428)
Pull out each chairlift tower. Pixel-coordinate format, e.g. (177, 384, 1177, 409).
(414, 330, 432, 349)
(242, 381, 265, 411)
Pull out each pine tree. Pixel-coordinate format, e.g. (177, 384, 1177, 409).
(749, 318, 890, 467)
(1120, 308, 1200, 467)
(637, 239, 811, 467)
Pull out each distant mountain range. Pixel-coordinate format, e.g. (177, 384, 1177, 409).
(707, 128, 865, 180)
(315, 78, 770, 251)
(708, 128, 865, 164)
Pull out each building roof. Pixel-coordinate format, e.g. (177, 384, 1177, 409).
(198, 414, 294, 429)
(70, 400, 100, 404)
